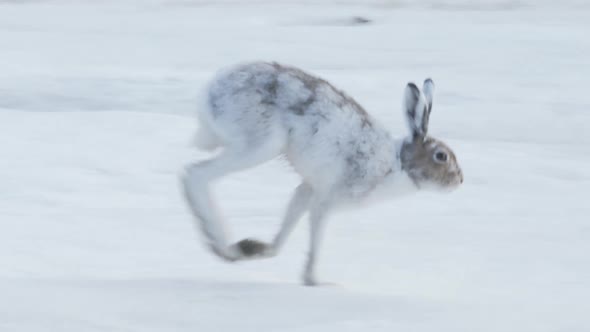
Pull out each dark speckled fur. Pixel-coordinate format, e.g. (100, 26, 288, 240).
(269, 62, 371, 126)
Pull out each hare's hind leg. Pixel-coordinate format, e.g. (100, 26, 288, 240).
(182, 130, 286, 261)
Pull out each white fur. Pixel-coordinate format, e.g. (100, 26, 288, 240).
(182, 62, 451, 285)
(423, 78, 435, 110)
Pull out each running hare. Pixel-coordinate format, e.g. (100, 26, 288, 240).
(182, 62, 463, 286)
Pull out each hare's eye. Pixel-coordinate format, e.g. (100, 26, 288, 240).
(434, 151, 448, 163)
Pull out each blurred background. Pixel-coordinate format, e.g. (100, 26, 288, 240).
(0, 1, 588, 331)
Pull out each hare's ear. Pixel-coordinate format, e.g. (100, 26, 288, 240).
(422, 78, 434, 113)
(404, 82, 429, 139)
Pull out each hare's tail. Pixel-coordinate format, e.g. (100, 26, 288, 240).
(194, 123, 222, 151)
(193, 103, 224, 151)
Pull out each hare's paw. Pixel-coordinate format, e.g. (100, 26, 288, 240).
(303, 274, 318, 286)
(232, 238, 276, 259)
(302, 274, 339, 287)
(302, 269, 323, 286)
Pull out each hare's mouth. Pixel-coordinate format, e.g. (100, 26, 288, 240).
(421, 179, 462, 193)
(446, 179, 463, 192)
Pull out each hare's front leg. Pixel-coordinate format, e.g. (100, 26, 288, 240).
(231, 182, 312, 258)
(270, 183, 313, 253)
(302, 200, 331, 286)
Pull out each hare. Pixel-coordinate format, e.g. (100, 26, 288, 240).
(182, 62, 463, 286)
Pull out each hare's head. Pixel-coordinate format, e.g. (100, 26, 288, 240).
(400, 79, 463, 191)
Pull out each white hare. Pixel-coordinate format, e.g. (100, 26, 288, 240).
(182, 62, 463, 286)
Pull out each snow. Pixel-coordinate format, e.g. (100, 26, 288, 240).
(0, 1, 589, 331)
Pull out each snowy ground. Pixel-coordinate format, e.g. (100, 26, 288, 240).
(1, 1, 589, 331)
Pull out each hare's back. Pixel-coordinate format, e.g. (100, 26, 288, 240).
(208, 62, 365, 120)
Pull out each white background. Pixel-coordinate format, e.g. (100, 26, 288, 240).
(0, 1, 588, 331)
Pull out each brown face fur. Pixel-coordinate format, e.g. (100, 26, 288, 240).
(400, 137, 463, 190)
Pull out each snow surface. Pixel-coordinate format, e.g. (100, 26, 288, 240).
(1, 1, 589, 331)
